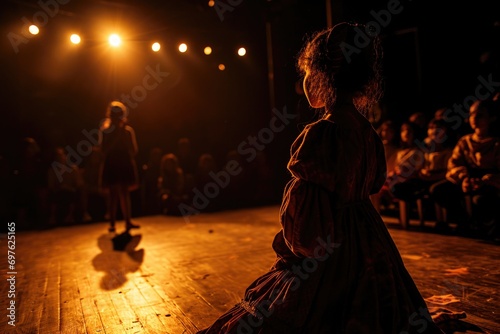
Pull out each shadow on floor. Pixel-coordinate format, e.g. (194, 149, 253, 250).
(92, 232, 145, 290)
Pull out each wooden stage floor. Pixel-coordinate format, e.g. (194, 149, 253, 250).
(1, 205, 499, 333)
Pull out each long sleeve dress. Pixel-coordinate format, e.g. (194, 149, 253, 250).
(197, 112, 443, 334)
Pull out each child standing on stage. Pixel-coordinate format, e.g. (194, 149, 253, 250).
(99, 101, 140, 233)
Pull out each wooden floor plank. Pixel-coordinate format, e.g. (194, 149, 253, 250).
(138, 263, 200, 333)
(130, 273, 186, 333)
(2, 205, 499, 334)
(77, 274, 106, 334)
(93, 290, 126, 334)
(108, 289, 144, 333)
(39, 261, 61, 333)
(120, 281, 168, 333)
(142, 268, 200, 333)
(60, 276, 86, 334)
(12, 264, 46, 333)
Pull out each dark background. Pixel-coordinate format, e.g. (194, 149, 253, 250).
(1, 0, 499, 201)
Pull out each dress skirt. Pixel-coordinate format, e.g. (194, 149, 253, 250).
(101, 149, 138, 189)
(197, 117, 444, 334)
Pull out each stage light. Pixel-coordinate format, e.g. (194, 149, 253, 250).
(29, 25, 39, 35)
(70, 34, 81, 45)
(204, 46, 212, 55)
(152, 42, 161, 52)
(108, 34, 121, 47)
(208, 0, 215, 7)
(237, 47, 246, 56)
(179, 43, 188, 53)
(218, 64, 226, 71)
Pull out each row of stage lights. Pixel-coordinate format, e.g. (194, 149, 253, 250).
(27, 24, 248, 57)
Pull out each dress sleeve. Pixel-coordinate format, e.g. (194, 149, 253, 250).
(287, 121, 337, 191)
(279, 121, 336, 258)
(279, 177, 335, 258)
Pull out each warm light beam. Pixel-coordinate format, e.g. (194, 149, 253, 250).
(204, 46, 212, 55)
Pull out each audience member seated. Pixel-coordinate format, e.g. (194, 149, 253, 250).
(10, 137, 46, 227)
(380, 121, 425, 226)
(379, 119, 400, 173)
(408, 111, 428, 138)
(141, 147, 163, 215)
(430, 98, 500, 239)
(193, 153, 222, 212)
(393, 118, 455, 226)
(47, 147, 85, 225)
(395, 118, 454, 199)
(434, 107, 446, 121)
(158, 153, 187, 215)
(371, 119, 399, 213)
(82, 146, 107, 221)
(176, 137, 198, 191)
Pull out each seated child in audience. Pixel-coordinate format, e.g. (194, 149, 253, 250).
(47, 147, 84, 224)
(158, 153, 187, 215)
(393, 118, 454, 202)
(371, 120, 399, 212)
(378, 120, 399, 172)
(386, 121, 425, 193)
(431, 98, 500, 238)
(409, 111, 427, 133)
(374, 121, 425, 212)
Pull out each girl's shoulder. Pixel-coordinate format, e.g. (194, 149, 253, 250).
(298, 118, 337, 139)
(306, 117, 337, 129)
(124, 124, 135, 132)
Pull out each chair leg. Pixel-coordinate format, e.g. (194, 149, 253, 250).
(464, 194, 473, 218)
(434, 203, 443, 222)
(416, 198, 425, 227)
(434, 203, 447, 223)
(399, 200, 409, 229)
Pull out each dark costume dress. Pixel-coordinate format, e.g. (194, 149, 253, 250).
(100, 125, 138, 189)
(198, 112, 444, 334)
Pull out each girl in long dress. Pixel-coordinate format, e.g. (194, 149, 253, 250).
(197, 22, 443, 334)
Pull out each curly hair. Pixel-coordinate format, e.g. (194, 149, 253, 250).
(105, 100, 128, 121)
(297, 22, 383, 116)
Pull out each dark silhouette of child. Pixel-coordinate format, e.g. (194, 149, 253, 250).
(99, 101, 140, 233)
